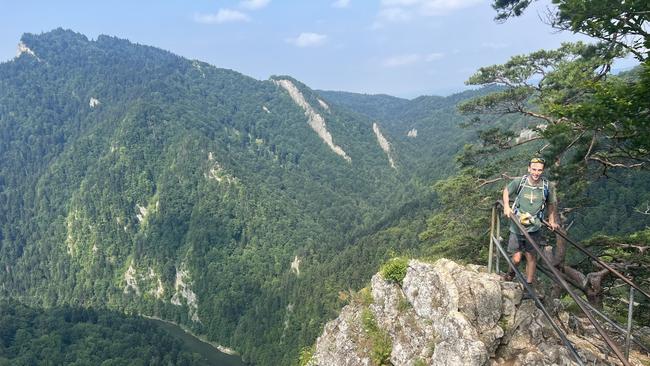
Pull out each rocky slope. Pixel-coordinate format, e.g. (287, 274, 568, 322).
(307, 259, 650, 366)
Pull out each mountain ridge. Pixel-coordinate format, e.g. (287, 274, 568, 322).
(0, 28, 487, 365)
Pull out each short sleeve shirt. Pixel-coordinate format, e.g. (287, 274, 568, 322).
(506, 176, 557, 233)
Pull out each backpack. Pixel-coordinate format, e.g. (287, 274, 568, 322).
(512, 175, 549, 219)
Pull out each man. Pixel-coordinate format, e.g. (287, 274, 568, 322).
(503, 157, 559, 287)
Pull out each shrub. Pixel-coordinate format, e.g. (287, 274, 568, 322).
(380, 257, 409, 285)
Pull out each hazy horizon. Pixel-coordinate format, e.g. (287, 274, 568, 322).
(0, 0, 629, 98)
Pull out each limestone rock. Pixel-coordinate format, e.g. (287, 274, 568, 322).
(308, 303, 372, 366)
(273, 78, 351, 162)
(307, 258, 650, 366)
(372, 123, 396, 169)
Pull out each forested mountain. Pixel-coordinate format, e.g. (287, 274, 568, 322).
(0, 29, 480, 365)
(2, 27, 647, 366)
(318, 87, 503, 181)
(0, 299, 211, 365)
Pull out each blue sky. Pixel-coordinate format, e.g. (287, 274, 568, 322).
(1, 0, 596, 97)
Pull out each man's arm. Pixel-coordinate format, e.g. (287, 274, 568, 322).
(547, 202, 559, 230)
(503, 186, 512, 218)
(547, 182, 560, 230)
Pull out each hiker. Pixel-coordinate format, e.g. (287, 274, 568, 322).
(503, 157, 559, 287)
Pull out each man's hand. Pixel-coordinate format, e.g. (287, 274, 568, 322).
(547, 219, 559, 231)
(503, 206, 512, 218)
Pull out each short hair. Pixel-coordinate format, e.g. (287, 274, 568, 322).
(529, 157, 545, 167)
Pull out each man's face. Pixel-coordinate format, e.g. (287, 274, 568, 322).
(528, 162, 545, 182)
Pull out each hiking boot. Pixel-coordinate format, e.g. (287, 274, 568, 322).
(503, 271, 516, 281)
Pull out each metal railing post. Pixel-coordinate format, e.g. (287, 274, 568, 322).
(495, 200, 633, 366)
(491, 234, 585, 365)
(625, 288, 634, 360)
(489, 199, 650, 365)
(488, 206, 496, 273)
(495, 212, 501, 273)
(536, 265, 650, 354)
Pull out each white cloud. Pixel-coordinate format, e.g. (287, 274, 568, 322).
(375, 0, 482, 26)
(382, 0, 421, 5)
(332, 0, 351, 8)
(194, 9, 250, 24)
(382, 52, 444, 67)
(425, 52, 444, 61)
(382, 54, 421, 67)
(372, 7, 413, 29)
(481, 42, 509, 49)
(286, 33, 328, 47)
(378, 7, 412, 23)
(240, 0, 271, 10)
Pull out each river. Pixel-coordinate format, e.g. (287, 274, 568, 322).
(148, 318, 246, 366)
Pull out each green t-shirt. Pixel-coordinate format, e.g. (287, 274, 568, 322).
(506, 176, 557, 234)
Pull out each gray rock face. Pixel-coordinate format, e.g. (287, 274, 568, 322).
(371, 271, 436, 365)
(307, 259, 649, 366)
(400, 259, 501, 366)
(309, 303, 372, 366)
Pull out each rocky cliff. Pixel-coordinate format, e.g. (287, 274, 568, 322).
(306, 259, 650, 366)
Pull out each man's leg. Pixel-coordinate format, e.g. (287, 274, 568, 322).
(524, 251, 536, 284)
(525, 230, 545, 284)
(503, 251, 522, 281)
(505, 233, 522, 280)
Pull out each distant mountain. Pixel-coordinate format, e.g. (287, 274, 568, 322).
(317, 88, 500, 181)
(0, 29, 483, 365)
(314, 90, 411, 122)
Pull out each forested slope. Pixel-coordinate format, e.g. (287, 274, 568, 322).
(318, 87, 500, 181)
(0, 29, 477, 365)
(0, 299, 211, 365)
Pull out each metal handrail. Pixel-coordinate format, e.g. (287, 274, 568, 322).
(536, 265, 650, 355)
(490, 233, 585, 365)
(490, 201, 633, 366)
(541, 219, 649, 300)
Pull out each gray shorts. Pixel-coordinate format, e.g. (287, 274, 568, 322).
(507, 230, 548, 254)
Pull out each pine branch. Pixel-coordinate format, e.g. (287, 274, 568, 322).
(610, 243, 649, 254)
(588, 156, 645, 169)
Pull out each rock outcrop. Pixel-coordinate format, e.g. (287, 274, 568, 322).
(16, 41, 40, 60)
(273, 78, 351, 162)
(171, 266, 201, 323)
(307, 259, 649, 366)
(372, 123, 396, 169)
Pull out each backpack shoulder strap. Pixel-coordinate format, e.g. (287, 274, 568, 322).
(512, 175, 528, 211)
(535, 178, 550, 219)
(516, 175, 527, 195)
